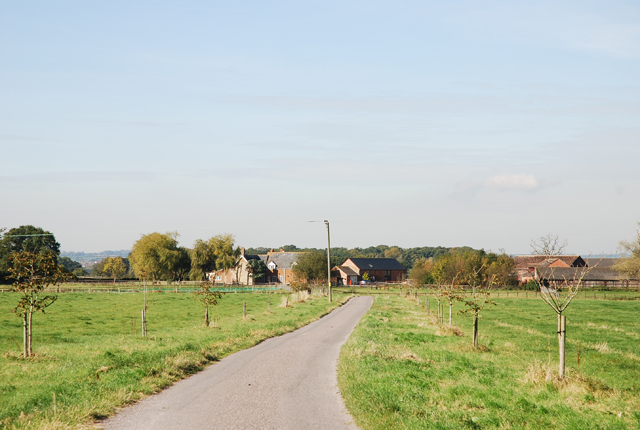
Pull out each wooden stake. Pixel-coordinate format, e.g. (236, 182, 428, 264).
(243, 301, 246, 319)
(142, 309, 147, 337)
(558, 315, 566, 379)
(473, 315, 479, 348)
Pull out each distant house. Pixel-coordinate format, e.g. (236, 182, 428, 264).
(264, 250, 301, 284)
(334, 257, 405, 285)
(513, 255, 586, 284)
(209, 248, 305, 286)
(209, 248, 265, 285)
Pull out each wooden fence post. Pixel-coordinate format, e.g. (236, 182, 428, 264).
(243, 301, 246, 319)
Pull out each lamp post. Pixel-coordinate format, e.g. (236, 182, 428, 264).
(324, 220, 332, 303)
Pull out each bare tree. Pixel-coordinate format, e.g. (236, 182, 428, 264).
(459, 263, 497, 348)
(531, 234, 568, 256)
(532, 245, 597, 378)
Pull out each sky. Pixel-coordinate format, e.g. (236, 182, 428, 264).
(1, 0, 639, 255)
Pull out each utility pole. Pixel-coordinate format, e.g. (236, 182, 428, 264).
(325, 220, 332, 303)
(141, 272, 147, 337)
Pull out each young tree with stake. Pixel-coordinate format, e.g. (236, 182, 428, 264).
(8, 251, 69, 357)
(193, 280, 223, 326)
(459, 263, 497, 348)
(530, 235, 595, 379)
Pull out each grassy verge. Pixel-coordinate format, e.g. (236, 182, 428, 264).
(338, 294, 640, 429)
(0, 290, 349, 429)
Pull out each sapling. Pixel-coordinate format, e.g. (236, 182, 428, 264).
(531, 236, 597, 378)
(458, 267, 497, 348)
(193, 280, 223, 326)
(8, 250, 69, 357)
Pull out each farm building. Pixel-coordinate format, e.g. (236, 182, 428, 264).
(334, 257, 405, 285)
(514, 255, 586, 284)
(209, 248, 303, 286)
(516, 256, 639, 289)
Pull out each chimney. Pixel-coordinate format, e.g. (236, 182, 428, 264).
(241, 247, 245, 257)
(270, 249, 274, 253)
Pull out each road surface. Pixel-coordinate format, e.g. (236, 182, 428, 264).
(102, 295, 373, 430)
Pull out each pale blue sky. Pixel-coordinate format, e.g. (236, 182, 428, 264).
(2, 0, 639, 254)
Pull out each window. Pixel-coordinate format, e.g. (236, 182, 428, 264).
(215, 275, 221, 281)
(278, 276, 284, 282)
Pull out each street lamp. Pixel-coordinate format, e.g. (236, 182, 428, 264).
(324, 220, 332, 303)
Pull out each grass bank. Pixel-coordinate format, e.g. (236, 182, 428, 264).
(0, 290, 348, 429)
(338, 294, 640, 429)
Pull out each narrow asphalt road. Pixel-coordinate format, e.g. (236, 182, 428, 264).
(102, 296, 373, 430)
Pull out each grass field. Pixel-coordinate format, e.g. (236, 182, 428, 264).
(338, 293, 640, 429)
(0, 290, 348, 429)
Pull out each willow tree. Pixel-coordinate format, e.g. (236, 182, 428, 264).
(211, 234, 240, 282)
(129, 231, 184, 281)
(8, 251, 69, 357)
(189, 239, 216, 281)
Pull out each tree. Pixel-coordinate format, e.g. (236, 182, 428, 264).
(248, 259, 267, 283)
(193, 280, 223, 326)
(292, 251, 327, 282)
(408, 257, 434, 286)
(0, 226, 61, 284)
(531, 238, 594, 379)
(103, 256, 127, 283)
(129, 232, 185, 281)
(432, 253, 465, 325)
(188, 235, 239, 283)
(172, 247, 191, 282)
(58, 256, 82, 273)
(485, 251, 517, 287)
(459, 256, 497, 348)
(189, 239, 216, 281)
(8, 251, 69, 357)
(531, 233, 567, 256)
(614, 223, 640, 280)
(210, 234, 240, 277)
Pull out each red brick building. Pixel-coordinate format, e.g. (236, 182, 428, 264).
(514, 255, 586, 284)
(334, 257, 405, 285)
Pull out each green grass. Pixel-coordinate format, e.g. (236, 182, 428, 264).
(0, 290, 349, 429)
(338, 294, 640, 429)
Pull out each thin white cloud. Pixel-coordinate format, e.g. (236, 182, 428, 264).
(485, 174, 540, 190)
